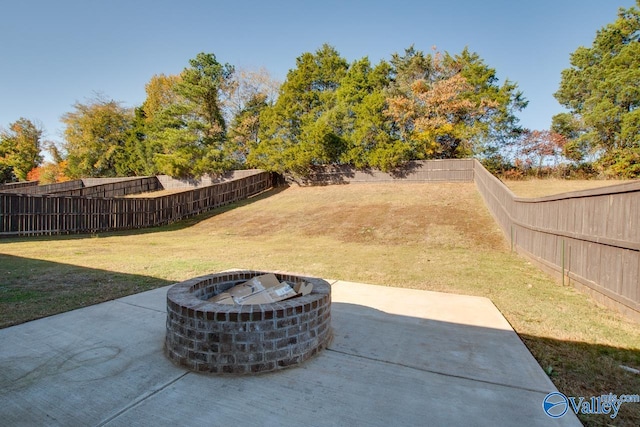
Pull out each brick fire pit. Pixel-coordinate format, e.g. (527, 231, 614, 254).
(165, 270, 332, 374)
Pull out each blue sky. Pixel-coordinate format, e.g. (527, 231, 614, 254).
(1, 0, 636, 148)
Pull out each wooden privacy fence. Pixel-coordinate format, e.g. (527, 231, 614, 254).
(473, 160, 640, 319)
(298, 159, 640, 319)
(0, 177, 160, 196)
(0, 180, 84, 195)
(0, 181, 39, 192)
(55, 177, 161, 198)
(1, 160, 638, 318)
(294, 159, 475, 184)
(0, 171, 273, 236)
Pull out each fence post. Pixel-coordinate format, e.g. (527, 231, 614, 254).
(510, 224, 514, 253)
(561, 239, 565, 287)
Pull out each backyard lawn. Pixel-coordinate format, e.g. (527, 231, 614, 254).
(1, 182, 638, 426)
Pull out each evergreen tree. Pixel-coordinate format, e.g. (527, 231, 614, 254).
(248, 44, 348, 175)
(334, 57, 404, 171)
(141, 74, 181, 176)
(120, 107, 151, 176)
(554, 1, 640, 177)
(149, 53, 237, 178)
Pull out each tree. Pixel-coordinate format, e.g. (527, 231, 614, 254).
(120, 107, 150, 176)
(386, 58, 480, 158)
(248, 44, 349, 175)
(62, 96, 134, 178)
(139, 74, 182, 175)
(447, 48, 527, 156)
(551, 112, 588, 163)
(228, 92, 270, 164)
(387, 45, 433, 98)
(250, 44, 525, 175)
(0, 118, 43, 182)
(26, 141, 69, 184)
(147, 53, 236, 177)
(142, 74, 183, 124)
(226, 67, 280, 120)
(27, 161, 70, 184)
(385, 47, 527, 161)
(517, 129, 567, 175)
(227, 68, 280, 164)
(334, 57, 407, 171)
(554, 1, 640, 177)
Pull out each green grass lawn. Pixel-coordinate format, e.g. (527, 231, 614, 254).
(1, 182, 639, 426)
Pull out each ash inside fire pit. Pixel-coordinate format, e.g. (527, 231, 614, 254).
(165, 270, 332, 374)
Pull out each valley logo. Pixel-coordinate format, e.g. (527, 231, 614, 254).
(543, 391, 640, 419)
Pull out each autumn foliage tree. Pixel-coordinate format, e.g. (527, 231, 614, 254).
(62, 96, 134, 178)
(33, 143, 70, 184)
(386, 52, 496, 159)
(26, 160, 70, 184)
(0, 118, 43, 182)
(516, 129, 568, 175)
(384, 47, 526, 163)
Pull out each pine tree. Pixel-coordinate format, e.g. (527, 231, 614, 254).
(554, 1, 640, 177)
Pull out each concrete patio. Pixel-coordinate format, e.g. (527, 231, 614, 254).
(0, 279, 581, 426)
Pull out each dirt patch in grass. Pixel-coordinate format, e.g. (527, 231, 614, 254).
(198, 184, 506, 250)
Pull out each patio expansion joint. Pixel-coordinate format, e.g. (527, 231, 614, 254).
(95, 371, 190, 427)
(113, 299, 166, 314)
(325, 347, 550, 395)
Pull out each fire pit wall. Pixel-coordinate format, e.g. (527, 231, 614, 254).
(165, 270, 332, 374)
